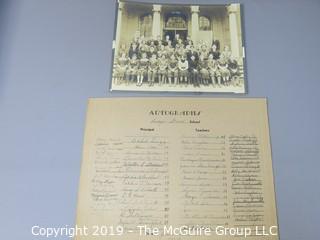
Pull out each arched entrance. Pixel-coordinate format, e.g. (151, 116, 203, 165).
(163, 12, 188, 41)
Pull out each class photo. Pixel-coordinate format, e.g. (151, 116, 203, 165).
(111, 1, 245, 93)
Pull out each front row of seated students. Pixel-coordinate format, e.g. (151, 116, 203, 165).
(114, 51, 241, 87)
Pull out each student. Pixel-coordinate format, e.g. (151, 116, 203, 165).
(207, 53, 221, 86)
(197, 40, 205, 50)
(172, 33, 180, 48)
(147, 53, 158, 86)
(208, 44, 220, 60)
(175, 38, 184, 50)
(163, 35, 170, 46)
(218, 59, 230, 85)
(128, 42, 139, 59)
(158, 54, 168, 85)
(175, 44, 186, 60)
(220, 45, 232, 62)
(189, 54, 199, 87)
(228, 56, 240, 86)
(138, 41, 149, 59)
(187, 45, 199, 62)
(184, 35, 193, 47)
(178, 55, 189, 86)
(118, 43, 127, 57)
(147, 46, 156, 58)
(154, 35, 162, 47)
(199, 54, 210, 85)
(212, 39, 220, 51)
(165, 40, 174, 56)
(148, 40, 156, 49)
(137, 52, 149, 86)
(199, 44, 209, 59)
(157, 44, 167, 58)
(167, 54, 179, 85)
(114, 52, 128, 84)
(126, 54, 139, 84)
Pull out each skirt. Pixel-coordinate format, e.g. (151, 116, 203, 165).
(200, 68, 210, 78)
(168, 69, 179, 78)
(179, 69, 189, 78)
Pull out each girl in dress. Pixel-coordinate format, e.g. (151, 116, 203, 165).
(178, 56, 189, 86)
(207, 53, 221, 86)
(218, 59, 230, 85)
(228, 56, 240, 86)
(114, 52, 128, 84)
(126, 54, 139, 85)
(167, 54, 179, 85)
(175, 45, 185, 60)
(138, 41, 149, 59)
(220, 45, 232, 62)
(118, 43, 127, 57)
(137, 52, 149, 86)
(158, 54, 168, 85)
(198, 54, 210, 86)
(165, 40, 174, 57)
(199, 44, 209, 59)
(157, 44, 167, 58)
(147, 46, 156, 58)
(148, 53, 158, 86)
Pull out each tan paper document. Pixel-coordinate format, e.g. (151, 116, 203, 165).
(75, 98, 278, 240)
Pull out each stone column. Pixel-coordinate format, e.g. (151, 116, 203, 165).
(191, 6, 199, 43)
(152, 5, 161, 39)
(115, 2, 124, 57)
(227, 4, 241, 60)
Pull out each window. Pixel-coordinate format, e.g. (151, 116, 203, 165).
(139, 14, 152, 37)
(166, 15, 187, 29)
(199, 16, 211, 31)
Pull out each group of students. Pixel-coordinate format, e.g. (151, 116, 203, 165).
(113, 35, 241, 87)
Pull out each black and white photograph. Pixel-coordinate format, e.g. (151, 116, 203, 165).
(111, 1, 245, 93)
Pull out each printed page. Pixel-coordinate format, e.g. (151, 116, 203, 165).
(75, 98, 278, 240)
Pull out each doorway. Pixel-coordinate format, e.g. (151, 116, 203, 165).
(163, 29, 188, 42)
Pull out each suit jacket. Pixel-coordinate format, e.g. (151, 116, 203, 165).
(187, 51, 199, 61)
(188, 59, 199, 71)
